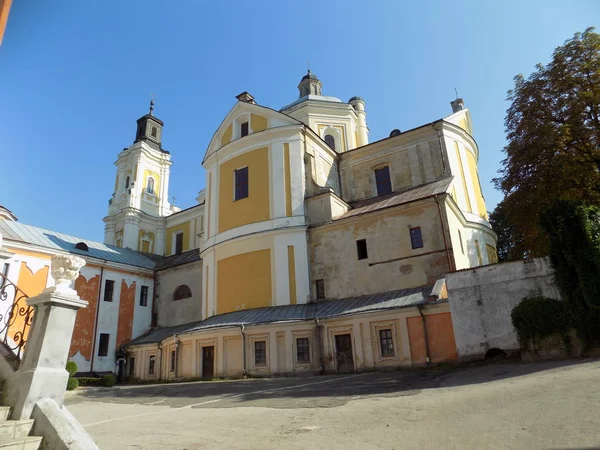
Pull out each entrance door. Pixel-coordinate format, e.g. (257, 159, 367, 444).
(202, 346, 215, 380)
(334, 334, 354, 373)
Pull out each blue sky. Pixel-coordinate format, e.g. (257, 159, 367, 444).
(0, 0, 597, 242)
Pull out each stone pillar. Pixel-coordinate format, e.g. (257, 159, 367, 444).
(8, 255, 88, 420)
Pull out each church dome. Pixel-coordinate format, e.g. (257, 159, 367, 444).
(301, 70, 319, 82)
(349, 96, 364, 103)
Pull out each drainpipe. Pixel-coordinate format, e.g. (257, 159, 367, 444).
(315, 318, 324, 375)
(433, 122, 448, 174)
(90, 260, 107, 374)
(240, 325, 247, 376)
(173, 334, 179, 378)
(418, 305, 431, 365)
(435, 195, 454, 272)
(158, 343, 163, 381)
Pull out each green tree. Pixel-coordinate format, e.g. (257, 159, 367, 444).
(494, 28, 600, 256)
(488, 198, 525, 261)
(540, 200, 600, 346)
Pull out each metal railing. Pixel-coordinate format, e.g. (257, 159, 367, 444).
(0, 272, 33, 359)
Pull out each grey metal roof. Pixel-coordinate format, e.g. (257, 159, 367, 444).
(338, 177, 453, 220)
(155, 249, 201, 271)
(0, 221, 158, 270)
(126, 284, 437, 347)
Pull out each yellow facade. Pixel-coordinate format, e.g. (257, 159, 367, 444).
(287, 245, 296, 305)
(284, 143, 292, 217)
(454, 141, 472, 213)
(250, 114, 268, 133)
(486, 244, 498, 264)
(138, 230, 156, 253)
(166, 222, 190, 255)
(217, 249, 272, 314)
(221, 123, 233, 147)
(218, 146, 270, 233)
(9, 261, 50, 344)
(143, 169, 160, 195)
(466, 151, 488, 219)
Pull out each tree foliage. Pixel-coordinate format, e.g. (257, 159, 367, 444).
(494, 28, 600, 256)
(540, 200, 600, 345)
(488, 199, 525, 261)
(511, 297, 570, 349)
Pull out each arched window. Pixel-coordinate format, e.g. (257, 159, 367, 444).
(75, 242, 89, 251)
(146, 177, 155, 194)
(173, 285, 192, 301)
(324, 134, 336, 150)
(125, 176, 130, 190)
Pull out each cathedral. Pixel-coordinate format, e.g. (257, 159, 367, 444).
(0, 70, 497, 379)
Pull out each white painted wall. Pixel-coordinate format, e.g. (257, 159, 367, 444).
(447, 257, 561, 360)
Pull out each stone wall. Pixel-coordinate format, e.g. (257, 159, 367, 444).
(446, 257, 561, 360)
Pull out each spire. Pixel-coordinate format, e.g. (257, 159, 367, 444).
(134, 100, 165, 151)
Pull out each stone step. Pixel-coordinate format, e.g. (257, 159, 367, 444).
(0, 408, 10, 422)
(0, 420, 34, 442)
(0, 436, 42, 450)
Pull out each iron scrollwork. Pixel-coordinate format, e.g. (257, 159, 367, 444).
(0, 272, 32, 359)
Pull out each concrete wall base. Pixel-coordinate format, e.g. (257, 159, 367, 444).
(31, 399, 99, 450)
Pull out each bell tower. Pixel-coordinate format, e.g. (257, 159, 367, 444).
(103, 100, 173, 254)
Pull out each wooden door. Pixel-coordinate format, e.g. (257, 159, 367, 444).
(202, 346, 215, 379)
(334, 334, 354, 373)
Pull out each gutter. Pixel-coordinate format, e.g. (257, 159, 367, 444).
(240, 325, 247, 376)
(435, 194, 454, 272)
(418, 305, 431, 365)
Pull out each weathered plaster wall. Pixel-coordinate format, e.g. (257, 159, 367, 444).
(339, 131, 445, 203)
(156, 260, 203, 327)
(309, 199, 450, 299)
(127, 302, 457, 381)
(116, 280, 136, 348)
(447, 257, 561, 359)
(70, 274, 100, 360)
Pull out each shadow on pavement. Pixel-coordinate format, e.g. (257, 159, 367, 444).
(70, 358, 598, 408)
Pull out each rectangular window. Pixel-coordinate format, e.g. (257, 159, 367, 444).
(170, 350, 176, 372)
(98, 333, 109, 357)
(128, 357, 135, 376)
(103, 280, 114, 302)
(316, 279, 325, 299)
(148, 355, 156, 375)
(241, 121, 249, 137)
(379, 329, 395, 357)
(458, 230, 465, 254)
(151, 126, 157, 138)
(296, 338, 310, 364)
(254, 341, 266, 366)
(356, 239, 368, 260)
(234, 167, 249, 201)
(375, 166, 393, 196)
(140, 286, 149, 307)
(410, 227, 423, 249)
(175, 232, 184, 255)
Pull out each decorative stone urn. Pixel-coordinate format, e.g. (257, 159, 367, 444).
(45, 254, 86, 295)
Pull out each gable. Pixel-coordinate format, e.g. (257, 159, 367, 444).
(203, 101, 300, 163)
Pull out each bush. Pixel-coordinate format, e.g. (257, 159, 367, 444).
(75, 377, 103, 387)
(102, 374, 116, 387)
(511, 297, 570, 349)
(66, 378, 79, 391)
(66, 361, 78, 377)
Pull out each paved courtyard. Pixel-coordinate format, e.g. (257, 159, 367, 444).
(66, 359, 600, 450)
